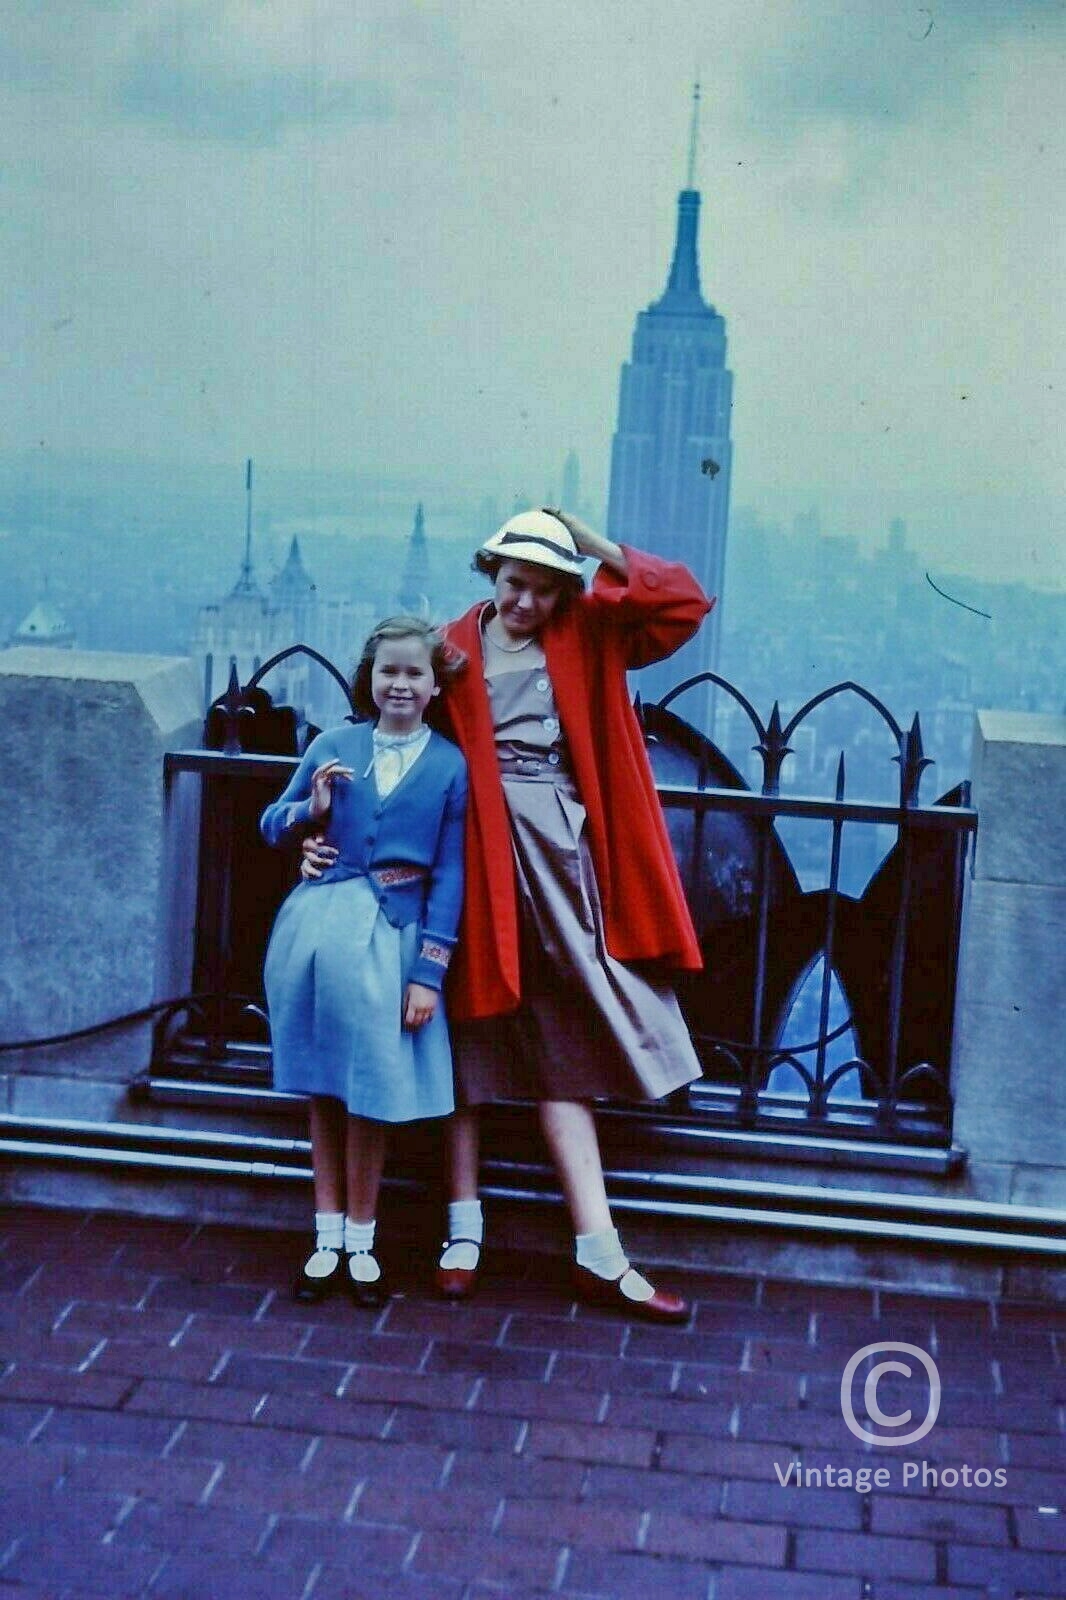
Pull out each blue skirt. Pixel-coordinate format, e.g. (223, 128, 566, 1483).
(264, 876, 455, 1123)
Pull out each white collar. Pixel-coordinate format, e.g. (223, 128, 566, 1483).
(372, 724, 430, 749)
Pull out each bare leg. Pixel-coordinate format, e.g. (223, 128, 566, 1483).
(345, 1115, 388, 1223)
(293, 1098, 347, 1301)
(539, 1098, 688, 1321)
(309, 1097, 347, 1213)
(445, 1107, 481, 1202)
(537, 1099, 612, 1235)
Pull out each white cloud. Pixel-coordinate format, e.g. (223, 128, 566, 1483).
(0, 0, 462, 141)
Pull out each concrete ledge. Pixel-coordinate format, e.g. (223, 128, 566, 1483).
(953, 713, 1066, 1188)
(0, 648, 201, 1081)
(3, 1091, 1063, 1299)
(971, 709, 1066, 886)
(3, 1155, 1062, 1301)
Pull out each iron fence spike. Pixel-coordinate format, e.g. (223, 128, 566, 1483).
(756, 700, 793, 795)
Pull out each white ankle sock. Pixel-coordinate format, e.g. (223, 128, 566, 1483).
(314, 1211, 344, 1251)
(574, 1228, 655, 1302)
(344, 1217, 381, 1283)
(303, 1212, 344, 1279)
(575, 1226, 628, 1280)
(440, 1199, 483, 1271)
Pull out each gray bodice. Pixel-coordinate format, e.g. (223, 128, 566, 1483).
(484, 664, 571, 778)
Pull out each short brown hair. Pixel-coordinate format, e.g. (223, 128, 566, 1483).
(349, 615, 465, 719)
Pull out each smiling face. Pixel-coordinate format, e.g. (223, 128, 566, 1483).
(492, 558, 564, 641)
(370, 635, 439, 733)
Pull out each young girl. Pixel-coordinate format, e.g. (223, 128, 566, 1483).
(260, 616, 467, 1307)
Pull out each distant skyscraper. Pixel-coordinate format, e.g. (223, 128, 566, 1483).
(397, 503, 432, 617)
(270, 536, 317, 640)
(192, 462, 374, 728)
(194, 462, 284, 704)
(606, 86, 733, 718)
(561, 450, 580, 513)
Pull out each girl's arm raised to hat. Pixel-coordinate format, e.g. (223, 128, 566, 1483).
(586, 544, 714, 669)
(547, 509, 628, 578)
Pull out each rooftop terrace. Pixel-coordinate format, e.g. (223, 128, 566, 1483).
(1, 647, 1064, 1596)
(0, 1204, 1063, 1600)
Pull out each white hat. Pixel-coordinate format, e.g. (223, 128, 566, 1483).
(478, 509, 585, 576)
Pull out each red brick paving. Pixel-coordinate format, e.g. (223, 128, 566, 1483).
(0, 1203, 1062, 1599)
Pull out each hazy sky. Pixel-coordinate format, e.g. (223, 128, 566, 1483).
(3, 0, 1064, 584)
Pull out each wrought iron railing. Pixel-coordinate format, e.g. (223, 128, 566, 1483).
(645, 673, 974, 1145)
(152, 646, 976, 1154)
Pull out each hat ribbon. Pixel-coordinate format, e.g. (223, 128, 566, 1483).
(496, 530, 583, 566)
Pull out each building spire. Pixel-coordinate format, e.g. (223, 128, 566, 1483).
(240, 458, 254, 586)
(229, 457, 264, 598)
(653, 85, 710, 314)
(397, 502, 431, 616)
(661, 191, 704, 305)
(686, 80, 701, 192)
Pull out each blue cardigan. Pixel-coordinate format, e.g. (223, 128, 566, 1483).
(260, 722, 468, 991)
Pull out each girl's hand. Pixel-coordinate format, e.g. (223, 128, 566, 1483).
(308, 760, 353, 819)
(301, 835, 339, 880)
(403, 982, 438, 1030)
(545, 507, 595, 551)
(544, 507, 627, 576)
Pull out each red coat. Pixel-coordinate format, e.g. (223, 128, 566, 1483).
(442, 545, 713, 1023)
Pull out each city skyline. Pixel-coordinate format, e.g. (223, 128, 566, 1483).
(1, 1, 1063, 589)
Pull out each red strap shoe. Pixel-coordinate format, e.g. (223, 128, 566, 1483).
(572, 1262, 690, 1324)
(435, 1238, 482, 1300)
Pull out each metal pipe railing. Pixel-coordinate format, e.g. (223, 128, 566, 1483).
(1, 1113, 1061, 1256)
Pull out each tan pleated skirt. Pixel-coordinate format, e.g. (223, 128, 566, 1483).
(453, 767, 702, 1106)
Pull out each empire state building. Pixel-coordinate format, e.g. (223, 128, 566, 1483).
(606, 90, 733, 719)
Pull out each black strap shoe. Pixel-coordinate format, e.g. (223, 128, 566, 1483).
(292, 1246, 344, 1304)
(347, 1254, 388, 1310)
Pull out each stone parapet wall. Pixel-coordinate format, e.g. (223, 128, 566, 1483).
(0, 648, 202, 1088)
(953, 710, 1066, 1204)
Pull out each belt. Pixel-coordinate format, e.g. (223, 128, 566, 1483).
(497, 751, 570, 779)
(316, 862, 428, 888)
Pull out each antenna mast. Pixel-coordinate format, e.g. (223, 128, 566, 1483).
(686, 80, 701, 190)
(241, 458, 254, 586)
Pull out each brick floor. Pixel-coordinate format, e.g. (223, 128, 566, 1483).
(0, 1203, 1062, 1599)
